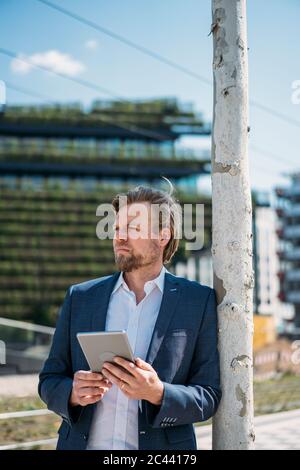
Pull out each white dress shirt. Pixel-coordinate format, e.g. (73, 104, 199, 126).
(86, 266, 167, 450)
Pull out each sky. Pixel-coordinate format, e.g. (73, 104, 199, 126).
(0, 0, 299, 200)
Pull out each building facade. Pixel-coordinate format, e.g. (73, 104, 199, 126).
(275, 176, 300, 337)
(253, 201, 294, 333)
(0, 98, 212, 326)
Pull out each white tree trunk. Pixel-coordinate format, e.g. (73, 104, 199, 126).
(211, 0, 255, 449)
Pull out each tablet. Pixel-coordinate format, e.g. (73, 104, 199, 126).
(76, 330, 135, 372)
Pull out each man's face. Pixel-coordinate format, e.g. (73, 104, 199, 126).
(113, 202, 163, 272)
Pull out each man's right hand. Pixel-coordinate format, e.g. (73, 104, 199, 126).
(69, 370, 112, 407)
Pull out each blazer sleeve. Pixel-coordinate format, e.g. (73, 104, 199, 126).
(38, 286, 83, 427)
(144, 288, 222, 428)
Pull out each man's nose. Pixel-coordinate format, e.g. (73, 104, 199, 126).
(116, 228, 128, 240)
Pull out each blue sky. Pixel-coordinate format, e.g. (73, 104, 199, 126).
(0, 0, 299, 197)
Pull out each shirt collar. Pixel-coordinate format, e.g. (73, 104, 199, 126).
(112, 265, 167, 296)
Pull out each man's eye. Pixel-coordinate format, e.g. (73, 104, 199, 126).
(113, 224, 141, 232)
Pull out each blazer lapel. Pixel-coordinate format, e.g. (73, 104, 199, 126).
(145, 272, 181, 366)
(89, 271, 181, 366)
(90, 272, 120, 332)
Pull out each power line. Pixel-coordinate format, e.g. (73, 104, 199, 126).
(5, 81, 54, 102)
(4, 80, 297, 175)
(5, 80, 296, 175)
(3, 81, 165, 138)
(36, 0, 300, 130)
(0, 48, 121, 100)
(2, 49, 298, 170)
(250, 101, 300, 129)
(249, 162, 285, 179)
(3, 79, 297, 171)
(0, 48, 169, 141)
(250, 144, 299, 169)
(4, 75, 298, 172)
(36, 0, 211, 86)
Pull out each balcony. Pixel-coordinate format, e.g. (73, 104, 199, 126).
(282, 225, 300, 239)
(0, 142, 211, 179)
(0, 99, 210, 141)
(286, 270, 300, 282)
(286, 291, 300, 304)
(278, 248, 300, 261)
(285, 205, 300, 217)
(0, 141, 210, 161)
(275, 185, 300, 199)
(0, 184, 212, 325)
(276, 204, 300, 218)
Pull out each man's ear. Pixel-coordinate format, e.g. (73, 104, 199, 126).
(160, 228, 171, 247)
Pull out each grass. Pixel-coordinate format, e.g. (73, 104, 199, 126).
(0, 396, 59, 449)
(196, 372, 300, 427)
(0, 396, 46, 414)
(254, 373, 300, 415)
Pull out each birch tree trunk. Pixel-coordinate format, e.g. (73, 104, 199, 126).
(211, 0, 255, 450)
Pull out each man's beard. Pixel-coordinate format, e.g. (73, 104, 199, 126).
(114, 242, 160, 272)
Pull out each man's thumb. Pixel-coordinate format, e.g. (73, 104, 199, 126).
(135, 357, 153, 371)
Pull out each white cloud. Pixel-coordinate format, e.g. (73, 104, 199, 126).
(85, 39, 98, 50)
(11, 50, 85, 77)
(11, 55, 31, 74)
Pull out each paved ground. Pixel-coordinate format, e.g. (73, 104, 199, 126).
(0, 373, 39, 396)
(196, 409, 300, 450)
(0, 374, 299, 450)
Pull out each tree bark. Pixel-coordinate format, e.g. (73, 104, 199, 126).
(211, 0, 255, 450)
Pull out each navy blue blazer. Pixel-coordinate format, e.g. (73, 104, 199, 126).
(38, 271, 221, 450)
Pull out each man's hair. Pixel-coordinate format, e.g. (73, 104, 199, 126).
(111, 179, 181, 264)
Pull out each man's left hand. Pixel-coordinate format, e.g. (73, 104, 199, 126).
(101, 357, 164, 406)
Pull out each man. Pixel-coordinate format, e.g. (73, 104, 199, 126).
(38, 185, 221, 450)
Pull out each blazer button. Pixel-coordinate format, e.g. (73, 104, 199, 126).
(83, 434, 88, 440)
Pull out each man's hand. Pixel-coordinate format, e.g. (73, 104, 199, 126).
(101, 357, 164, 406)
(69, 370, 112, 407)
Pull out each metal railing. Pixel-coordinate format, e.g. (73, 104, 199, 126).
(0, 317, 54, 374)
(0, 317, 55, 335)
(0, 408, 57, 450)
